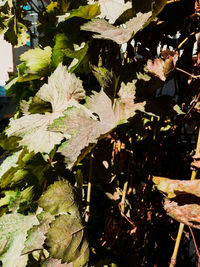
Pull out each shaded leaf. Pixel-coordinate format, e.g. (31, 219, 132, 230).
(81, 11, 152, 44)
(0, 213, 38, 267)
(0, 187, 33, 212)
(6, 64, 85, 154)
(52, 33, 89, 71)
(153, 177, 200, 229)
(38, 181, 89, 265)
(38, 180, 79, 216)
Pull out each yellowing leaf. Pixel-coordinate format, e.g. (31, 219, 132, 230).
(81, 11, 152, 44)
(57, 4, 100, 23)
(20, 46, 52, 73)
(6, 64, 85, 154)
(0, 213, 38, 267)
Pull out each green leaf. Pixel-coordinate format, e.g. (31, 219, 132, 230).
(81, 11, 152, 44)
(0, 187, 33, 212)
(6, 64, 85, 154)
(38, 180, 79, 216)
(173, 104, 185, 115)
(5, 20, 29, 48)
(20, 46, 52, 74)
(0, 213, 39, 267)
(22, 212, 55, 254)
(46, 215, 89, 265)
(51, 33, 89, 71)
(38, 181, 89, 265)
(49, 90, 117, 168)
(57, 4, 100, 23)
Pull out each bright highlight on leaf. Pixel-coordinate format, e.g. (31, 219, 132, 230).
(6, 64, 85, 154)
(0, 213, 38, 267)
(81, 11, 152, 44)
(20, 46, 52, 73)
(88, 0, 132, 23)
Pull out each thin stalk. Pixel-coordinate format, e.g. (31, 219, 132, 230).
(121, 181, 128, 213)
(169, 127, 200, 267)
(85, 155, 93, 223)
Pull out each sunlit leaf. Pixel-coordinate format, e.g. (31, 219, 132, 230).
(147, 50, 178, 81)
(0, 150, 22, 180)
(114, 80, 146, 123)
(6, 64, 85, 154)
(81, 11, 152, 44)
(22, 212, 55, 254)
(88, 0, 132, 24)
(49, 90, 117, 168)
(20, 46, 52, 74)
(0, 213, 38, 267)
(57, 4, 100, 23)
(42, 258, 71, 267)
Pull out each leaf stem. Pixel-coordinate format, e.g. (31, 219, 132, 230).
(85, 155, 93, 223)
(169, 127, 200, 266)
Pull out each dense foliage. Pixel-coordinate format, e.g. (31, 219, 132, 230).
(0, 0, 200, 266)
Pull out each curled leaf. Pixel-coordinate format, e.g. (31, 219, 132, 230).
(153, 176, 200, 229)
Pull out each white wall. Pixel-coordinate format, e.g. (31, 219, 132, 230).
(0, 35, 14, 83)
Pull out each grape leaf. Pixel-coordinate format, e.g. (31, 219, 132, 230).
(42, 258, 71, 267)
(51, 33, 89, 71)
(0, 187, 33, 212)
(49, 90, 117, 168)
(0, 213, 39, 267)
(20, 46, 52, 74)
(6, 64, 85, 154)
(147, 50, 178, 81)
(38, 181, 89, 265)
(88, 0, 132, 24)
(38, 180, 79, 216)
(0, 150, 22, 180)
(153, 177, 200, 229)
(114, 80, 146, 123)
(46, 214, 88, 264)
(22, 212, 55, 254)
(57, 4, 100, 23)
(81, 11, 152, 44)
